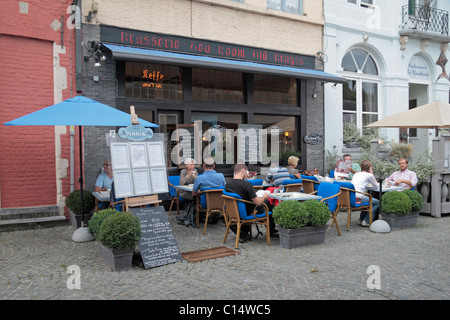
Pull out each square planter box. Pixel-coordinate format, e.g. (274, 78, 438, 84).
(278, 225, 328, 249)
(381, 211, 419, 229)
(69, 210, 93, 229)
(97, 241, 135, 271)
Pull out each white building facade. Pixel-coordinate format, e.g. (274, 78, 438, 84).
(323, 0, 450, 160)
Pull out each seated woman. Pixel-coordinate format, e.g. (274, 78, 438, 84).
(286, 155, 301, 179)
(179, 158, 198, 201)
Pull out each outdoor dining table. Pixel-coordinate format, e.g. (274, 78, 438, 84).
(92, 191, 110, 212)
(366, 184, 407, 192)
(174, 184, 194, 192)
(269, 191, 322, 202)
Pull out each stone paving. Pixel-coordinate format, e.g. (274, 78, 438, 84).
(0, 212, 449, 301)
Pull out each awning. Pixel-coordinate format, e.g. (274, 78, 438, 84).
(102, 43, 346, 84)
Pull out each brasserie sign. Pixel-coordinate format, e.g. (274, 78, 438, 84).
(101, 25, 315, 69)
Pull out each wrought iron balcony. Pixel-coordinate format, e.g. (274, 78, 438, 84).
(402, 4, 449, 36)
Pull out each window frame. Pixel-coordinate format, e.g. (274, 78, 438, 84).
(341, 48, 380, 131)
(347, 0, 374, 8)
(267, 0, 303, 15)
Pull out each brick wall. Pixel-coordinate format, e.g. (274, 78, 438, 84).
(0, 0, 77, 210)
(0, 35, 56, 207)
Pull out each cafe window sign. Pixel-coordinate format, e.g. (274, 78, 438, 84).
(142, 69, 165, 88)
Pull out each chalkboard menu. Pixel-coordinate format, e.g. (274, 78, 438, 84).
(130, 206, 182, 269)
(238, 124, 262, 163)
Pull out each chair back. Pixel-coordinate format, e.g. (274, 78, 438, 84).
(333, 181, 357, 207)
(168, 175, 180, 198)
(317, 182, 340, 213)
(301, 175, 319, 193)
(329, 170, 335, 178)
(222, 190, 247, 220)
(200, 187, 224, 209)
(248, 179, 263, 191)
(282, 179, 303, 192)
(248, 179, 263, 186)
(109, 182, 124, 211)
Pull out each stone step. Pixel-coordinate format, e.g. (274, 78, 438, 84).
(0, 206, 69, 232)
(0, 215, 69, 232)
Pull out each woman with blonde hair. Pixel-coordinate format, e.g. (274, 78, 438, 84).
(286, 156, 301, 179)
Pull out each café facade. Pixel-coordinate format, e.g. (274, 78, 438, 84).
(80, 0, 345, 191)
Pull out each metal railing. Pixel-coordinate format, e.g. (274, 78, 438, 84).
(402, 4, 449, 35)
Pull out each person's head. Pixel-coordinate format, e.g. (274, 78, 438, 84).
(184, 158, 195, 171)
(103, 159, 111, 172)
(360, 160, 372, 172)
(234, 163, 248, 178)
(288, 156, 299, 167)
(398, 158, 409, 171)
(343, 154, 352, 161)
(203, 157, 215, 170)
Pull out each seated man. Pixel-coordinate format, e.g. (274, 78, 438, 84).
(266, 164, 290, 186)
(192, 157, 225, 195)
(351, 160, 380, 227)
(226, 163, 277, 243)
(384, 158, 417, 188)
(95, 159, 113, 209)
(335, 154, 360, 179)
(192, 157, 225, 223)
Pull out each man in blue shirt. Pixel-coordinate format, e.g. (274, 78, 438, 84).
(192, 157, 225, 195)
(192, 157, 225, 224)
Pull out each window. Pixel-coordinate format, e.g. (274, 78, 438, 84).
(268, 0, 303, 15)
(125, 62, 182, 100)
(254, 114, 298, 156)
(348, 0, 374, 8)
(254, 74, 297, 105)
(341, 49, 379, 131)
(192, 68, 244, 102)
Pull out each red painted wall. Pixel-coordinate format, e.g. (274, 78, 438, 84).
(0, 0, 77, 209)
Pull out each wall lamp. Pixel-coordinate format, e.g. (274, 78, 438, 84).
(84, 41, 106, 67)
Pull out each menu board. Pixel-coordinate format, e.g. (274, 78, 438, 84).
(109, 134, 168, 198)
(130, 206, 182, 269)
(238, 124, 262, 163)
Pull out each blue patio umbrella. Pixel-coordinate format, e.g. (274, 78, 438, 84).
(4, 96, 158, 238)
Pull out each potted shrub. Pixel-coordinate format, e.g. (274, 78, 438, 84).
(402, 189, 423, 213)
(96, 211, 142, 271)
(65, 189, 96, 228)
(88, 208, 118, 238)
(381, 191, 417, 229)
(272, 200, 330, 249)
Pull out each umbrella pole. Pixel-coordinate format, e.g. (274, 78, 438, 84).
(79, 126, 84, 227)
(72, 125, 93, 242)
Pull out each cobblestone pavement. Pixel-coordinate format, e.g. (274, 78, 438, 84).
(0, 212, 449, 301)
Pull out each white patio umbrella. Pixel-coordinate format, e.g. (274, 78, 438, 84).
(366, 101, 450, 130)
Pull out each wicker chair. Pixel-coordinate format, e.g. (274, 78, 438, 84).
(333, 181, 373, 234)
(196, 188, 225, 234)
(222, 190, 271, 249)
